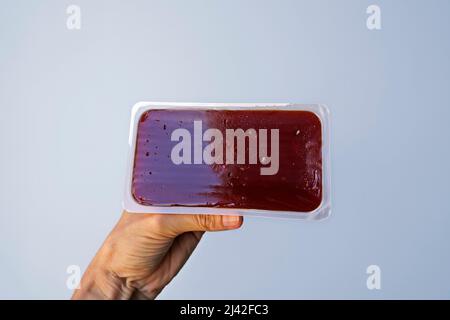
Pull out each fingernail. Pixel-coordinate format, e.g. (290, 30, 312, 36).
(222, 215, 240, 228)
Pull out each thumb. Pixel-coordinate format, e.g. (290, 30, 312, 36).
(157, 214, 243, 235)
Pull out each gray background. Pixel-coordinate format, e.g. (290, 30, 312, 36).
(1, 0, 449, 299)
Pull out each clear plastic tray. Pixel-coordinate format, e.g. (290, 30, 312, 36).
(123, 102, 331, 220)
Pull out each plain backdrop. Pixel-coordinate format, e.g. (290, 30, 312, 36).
(1, 0, 450, 299)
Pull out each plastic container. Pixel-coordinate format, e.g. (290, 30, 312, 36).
(123, 102, 331, 220)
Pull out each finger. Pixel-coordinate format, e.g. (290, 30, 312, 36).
(156, 214, 243, 235)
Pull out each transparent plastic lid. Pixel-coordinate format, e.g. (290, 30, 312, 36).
(123, 102, 331, 220)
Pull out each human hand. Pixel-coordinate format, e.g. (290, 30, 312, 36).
(72, 211, 243, 300)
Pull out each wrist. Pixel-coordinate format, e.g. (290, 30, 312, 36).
(72, 242, 134, 300)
